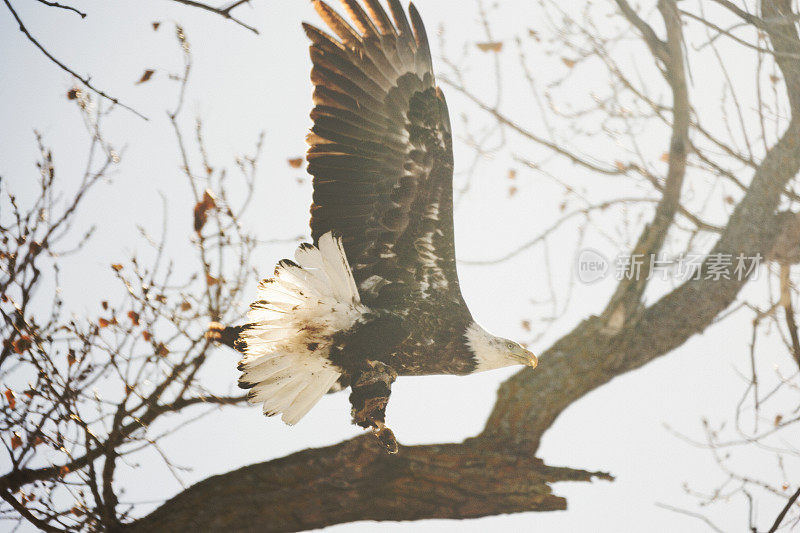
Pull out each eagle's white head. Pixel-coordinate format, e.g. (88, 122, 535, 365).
(465, 322, 538, 373)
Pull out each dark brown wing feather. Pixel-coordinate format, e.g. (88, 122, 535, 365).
(305, 0, 459, 309)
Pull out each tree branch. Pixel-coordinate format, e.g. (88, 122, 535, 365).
(127, 436, 610, 533)
(167, 0, 259, 34)
(614, 0, 669, 63)
(34, 0, 86, 18)
(0, 394, 243, 493)
(767, 486, 800, 532)
(603, 0, 690, 326)
(2, 0, 147, 120)
(0, 490, 64, 533)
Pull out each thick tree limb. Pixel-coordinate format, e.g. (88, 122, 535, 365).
(128, 436, 610, 533)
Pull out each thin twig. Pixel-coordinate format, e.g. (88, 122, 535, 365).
(655, 502, 726, 533)
(3, 0, 147, 120)
(167, 0, 258, 34)
(34, 0, 86, 17)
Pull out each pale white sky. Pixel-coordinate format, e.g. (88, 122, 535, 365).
(1, 0, 797, 531)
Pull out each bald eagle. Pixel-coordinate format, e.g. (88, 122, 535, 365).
(212, 0, 538, 453)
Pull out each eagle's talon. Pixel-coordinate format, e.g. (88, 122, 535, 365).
(372, 422, 398, 454)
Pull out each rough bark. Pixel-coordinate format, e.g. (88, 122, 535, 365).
(129, 436, 609, 533)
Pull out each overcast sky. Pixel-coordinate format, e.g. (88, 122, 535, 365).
(1, 0, 797, 531)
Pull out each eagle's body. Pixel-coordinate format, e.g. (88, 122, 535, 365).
(229, 0, 538, 452)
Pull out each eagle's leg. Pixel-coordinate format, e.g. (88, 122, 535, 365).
(349, 361, 398, 454)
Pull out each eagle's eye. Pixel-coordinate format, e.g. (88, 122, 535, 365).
(506, 342, 515, 350)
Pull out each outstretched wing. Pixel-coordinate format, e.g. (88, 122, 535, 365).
(305, 0, 459, 309)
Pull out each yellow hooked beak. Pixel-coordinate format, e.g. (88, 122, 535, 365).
(524, 350, 538, 369)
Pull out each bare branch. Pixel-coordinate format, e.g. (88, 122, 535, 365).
(34, 0, 86, 18)
(167, 0, 258, 34)
(603, 0, 691, 326)
(768, 486, 800, 532)
(2, 0, 148, 120)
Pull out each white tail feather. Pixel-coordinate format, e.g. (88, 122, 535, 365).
(282, 371, 342, 425)
(240, 232, 365, 424)
(317, 234, 360, 303)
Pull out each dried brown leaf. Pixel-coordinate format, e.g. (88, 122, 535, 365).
(193, 189, 217, 232)
(12, 336, 31, 354)
(5, 389, 16, 409)
(136, 69, 155, 85)
(476, 41, 503, 53)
